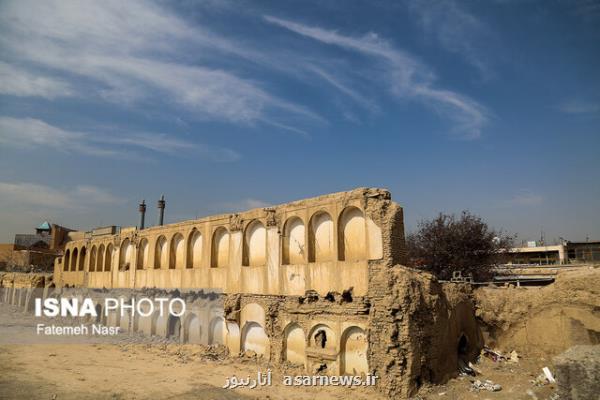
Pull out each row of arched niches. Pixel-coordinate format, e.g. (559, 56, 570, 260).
(2, 287, 369, 377)
(60, 205, 381, 272)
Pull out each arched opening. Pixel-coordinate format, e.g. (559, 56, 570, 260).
(97, 244, 104, 271)
(78, 247, 86, 271)
(104, 244, 113, 272)
(138, 309, 156, 336)
(95, 303, 102, 323)
(341, 326, 368, 376)
(184, 313, 202, 344)
(70, 248, 78, 271)
(167, 315, 181, 340)
(89, 246, 97, 272)
(243, 220, 266, 267)
(242, 322, 269, 357)
(308, 211, 334, 263)
(187, 229, 202, 268)
(457, 333, 469, 363)
(63, 249, 70, 272)
(284, 323, 306, 366)
(154, 236, 167, 269)
(211, 227, 229, 268)
(338, 207, 367, 261)
(282, 217, 305, 265)
(137, 238, 149, 270)
(119, 239, 133, 270)
(120, 310, 130, 332)
(226, 322, 241, 354)
(169, 233, 185, 269)
(209, 316, 225, 345)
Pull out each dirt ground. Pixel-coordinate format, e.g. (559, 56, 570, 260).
(0, 303, 559, 400)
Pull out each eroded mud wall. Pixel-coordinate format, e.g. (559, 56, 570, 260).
(368, 266, 483, 398)
(474, 267, 600, 357)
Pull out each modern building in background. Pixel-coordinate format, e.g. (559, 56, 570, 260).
(506, 240, 600, 265)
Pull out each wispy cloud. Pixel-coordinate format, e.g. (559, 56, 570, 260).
(264, 15, 489, 139)
(0, 181, 123, 210)
(0, 117, 240, 162)
(557, 99, 600, 115)
(408, 0, 494, 80)
(0, 62, 74, 99)
(0, 0, 320, 128)
(307, 65, 378, 112)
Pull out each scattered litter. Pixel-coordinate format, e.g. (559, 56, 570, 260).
(468, 361, 482, 375)
(482, 346, 507, 362)
(458, 359, 477, 376)
(471, 379, 502, 392)
(531, 368, 556, 387)
(509, 350, 520, 362)
(532, 373, 548, 386)
(542, 367, 556, 383)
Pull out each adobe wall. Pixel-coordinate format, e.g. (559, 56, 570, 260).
(53, 187, 404, 296)
(9, 187, 480, 398)
(475, 267, 600, 357)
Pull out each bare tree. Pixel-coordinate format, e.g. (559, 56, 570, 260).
(406, 211, 513, 281)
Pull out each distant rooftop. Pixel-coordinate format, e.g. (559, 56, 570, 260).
(37, 221, 51, 231)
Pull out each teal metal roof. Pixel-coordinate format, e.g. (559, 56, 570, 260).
(37, 221, 51, 230)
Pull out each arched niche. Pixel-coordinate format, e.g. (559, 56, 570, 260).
(209, 316, 225, 345)
(243, 220, 266, 267)
(71, 248, 78, 271)
(183, 313, 202, 344)
(309, 323, 336, 351)
(154, 236, 167, 269)
(169, 233, 185, 269)
(78, 247, 86, 271)
(341, 326, 368, 376)
(308, 211, 334, 263)
(338, 206, 367, 261)
(89, 246, 97, 272)
(242, 322, 269, 357)
(105, 244, 113, 271)
(119, 239, 133, 269)
(284, 323, 306, 366)
(97, 244, 105, 271)
(187, 229, 202, 268)
(211, 227, 229, 268)
(63, 249, 70, 272)
(137, 238, 149, 270)
(282, 217, 305, 265)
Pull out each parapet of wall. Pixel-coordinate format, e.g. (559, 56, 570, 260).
(474, 267, 600, 357)
(53, 188, 406, 298)
(0, 272, 52, 289)
(368, 265, 483, 398)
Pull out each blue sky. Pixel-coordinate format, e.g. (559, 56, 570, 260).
(0, 0, 599, 244)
